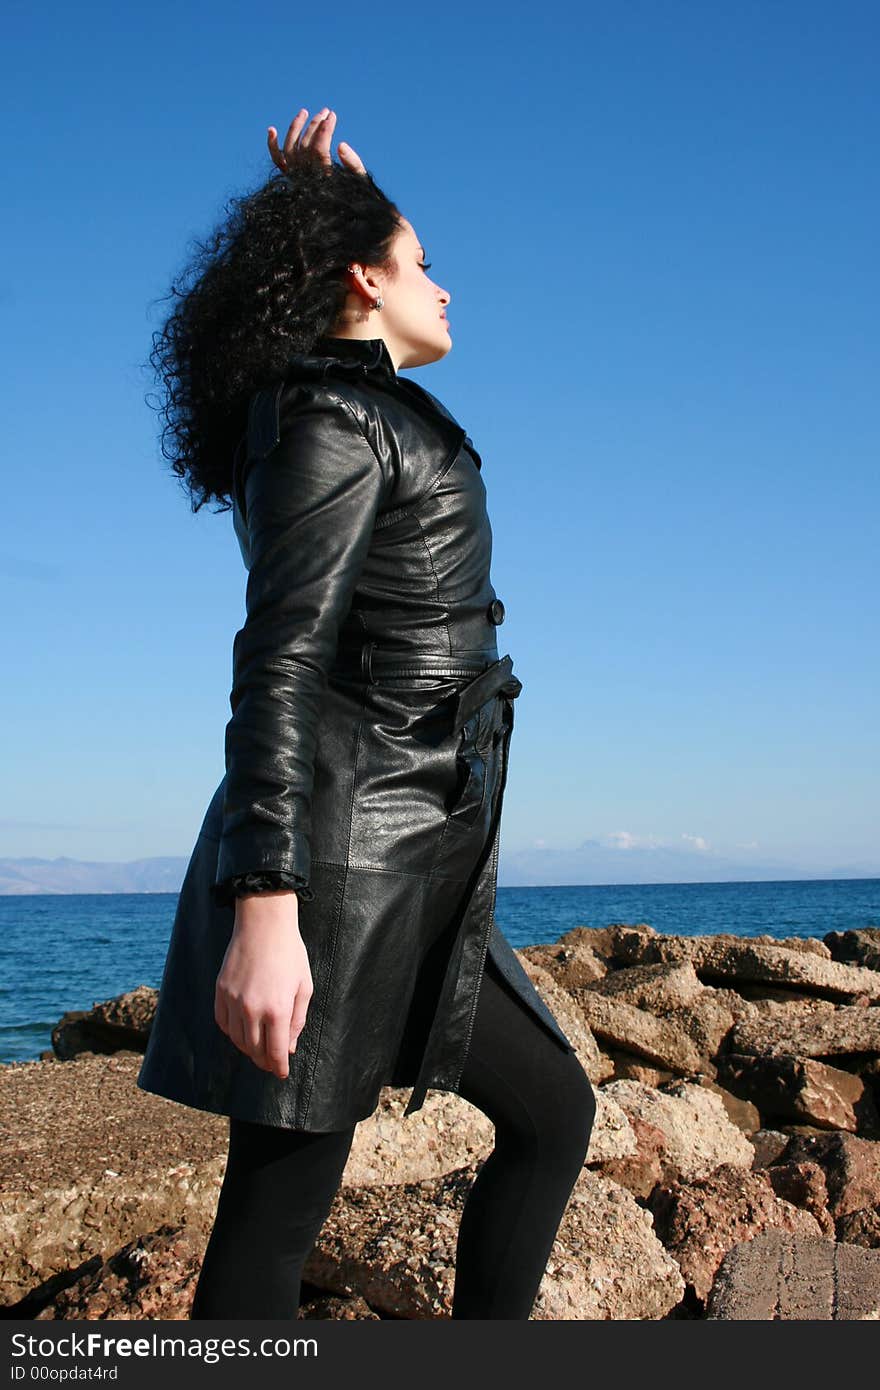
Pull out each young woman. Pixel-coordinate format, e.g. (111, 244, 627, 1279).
(137, 106, 596, 1320)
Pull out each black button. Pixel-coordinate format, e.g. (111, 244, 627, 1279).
(488, 598, 506, 625)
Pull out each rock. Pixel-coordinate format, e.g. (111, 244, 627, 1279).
(348, 1081, 631, 1180)
(824, 928, 880, 972)
(765, 1161, 835, 1235)
(778, 1123, 837, 1139)
(780, 1131, 880, 1219)
(588, 1115, 668, 1200)
(588, 961, 705, 1012)
(51, 986, 157, 1060)
(33, 1225, 203, 1320)
(603, 926, 687, 968)
(601, 1079, 755, 1184)
(835, 1205, 880, 1249)
(0, 1053, 227, 1306)
(694, 1079, 761, 1135)
(740, 936, 832, 959)
(582, 962, 751, 1059)
(613, 926, 831, 963)
(666, 991, 741, 1058)
(736, 986, 840, 1007)
(605, 1051, 674, 1087)
(299, 1291, 381, 1319)
(648, 1164, 823, 1304)
(341, 1090, 494, 1186)
(306, 1162, 684, 1320)
(706, 1229, 880, 1319)
(298, 1165, 468, 1317)
(521, 934, 608, 988)
(689, 942, 880, 1001)
(708, 985, 761, 1015)
(610, 933, 879, 1001)
(859, 1057, 880, 1112)
(518, 960, 612, 1083)
(585, 1090, 639, 1163)
(28, 1223, 380, 1320)
(716, 1053, 867, 1132)
(529, 1170, 685, 1320)
(748, 1129, 793, 1169)
(727, 1006, 880, 1059)
(571, 993, 714, 1078)
(556, 924, 657, 967)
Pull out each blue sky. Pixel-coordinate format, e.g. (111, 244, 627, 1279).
(2, 0, 877, 880)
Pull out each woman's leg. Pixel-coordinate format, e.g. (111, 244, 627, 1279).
(451, 956, 597, 1319)
(190, 1117, 357, 1319)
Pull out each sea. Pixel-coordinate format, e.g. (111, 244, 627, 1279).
(1, 878, 877, 1066)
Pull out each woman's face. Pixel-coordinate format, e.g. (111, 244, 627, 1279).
(360, 217, 452, 370)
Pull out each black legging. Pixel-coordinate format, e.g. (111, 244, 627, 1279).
(190, 956, 596, 1320)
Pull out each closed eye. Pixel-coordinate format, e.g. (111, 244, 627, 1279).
(420, 261, 432, 271)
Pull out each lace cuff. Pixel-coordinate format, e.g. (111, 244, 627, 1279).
(211, 871, 314, 909)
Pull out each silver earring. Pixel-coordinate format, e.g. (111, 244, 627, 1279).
(373, 296, 384, 312)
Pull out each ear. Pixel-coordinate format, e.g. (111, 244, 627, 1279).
(347, 264, 382, 307)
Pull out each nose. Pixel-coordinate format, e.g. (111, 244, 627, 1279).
(438, 286, 451, 307)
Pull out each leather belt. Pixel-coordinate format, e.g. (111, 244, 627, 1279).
(331, 644, 522, 733)
(449, 655, 523, 732)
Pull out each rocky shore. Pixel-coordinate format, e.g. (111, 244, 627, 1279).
(2, 922, 879, 1320)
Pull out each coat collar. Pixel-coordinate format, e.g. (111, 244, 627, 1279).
(285, 334, 478, 464)
(304, 334, 398, 381)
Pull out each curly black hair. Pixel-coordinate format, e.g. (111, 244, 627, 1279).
(146, 150, 403, 512)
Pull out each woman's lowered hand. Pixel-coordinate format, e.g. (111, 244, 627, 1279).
(267, 106, 367, 174)
(215, 893, 313, 1079)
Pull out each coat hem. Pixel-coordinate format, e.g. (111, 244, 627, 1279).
(135, 1070, 395, 1134)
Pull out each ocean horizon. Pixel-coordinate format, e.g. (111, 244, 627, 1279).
(1, 876, 877, 1066)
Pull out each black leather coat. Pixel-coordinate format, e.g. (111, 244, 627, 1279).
(137, 335, 574, 1131)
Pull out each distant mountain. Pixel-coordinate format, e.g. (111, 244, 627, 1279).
(0, 856, 189, 895)
(0, 846, 876, 895)
(497, 840, 880, 886)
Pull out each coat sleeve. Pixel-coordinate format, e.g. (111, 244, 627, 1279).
(211, 386, 393, 909)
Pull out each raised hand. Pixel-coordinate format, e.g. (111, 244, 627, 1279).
(267, 107, 367, 175)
